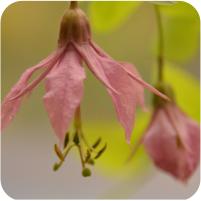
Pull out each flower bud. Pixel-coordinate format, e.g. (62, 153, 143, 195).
(58, 6, 91, 45)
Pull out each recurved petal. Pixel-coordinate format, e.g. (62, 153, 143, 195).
(120, 62, 146, 110)
(43, 46, 86, 143)
(75, 43, 142, 142)
(72, 42, 119, 95)
(1, 48, 64, 130)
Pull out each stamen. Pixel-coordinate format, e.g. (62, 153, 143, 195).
(52, 105, 107, 176)
(53, 144, 75, 171)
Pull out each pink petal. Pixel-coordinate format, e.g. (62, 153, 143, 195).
(43, 46, 86, 142)
(75, 43, 145, 142)
(9, 47, 66, 101)
(72, 42, 119, 95)
(143, 108, 179, 175)
(120, 62, 146, 110)
(120, 64, 169, 101)
(1, 48, 64, 130)
(91, 41, 169, 101)
(176, 108, 200, 181)
(143, 105, 200, 182)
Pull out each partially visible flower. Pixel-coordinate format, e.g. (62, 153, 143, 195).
(142, 98, 200, 182)
(1, 3, 168, 143)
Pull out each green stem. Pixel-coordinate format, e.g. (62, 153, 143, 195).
(154, 5, 164, 82)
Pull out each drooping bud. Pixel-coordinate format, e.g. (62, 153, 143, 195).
(58, 4, 91, 46)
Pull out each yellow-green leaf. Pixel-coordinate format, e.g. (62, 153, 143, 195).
(88, 1, 141, 33)
(160, 2, 199, 61)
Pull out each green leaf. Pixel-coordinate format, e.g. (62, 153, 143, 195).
(88, 1, 141, 33)
(160, 2, 199, 61)
(164, 63, 200, 121)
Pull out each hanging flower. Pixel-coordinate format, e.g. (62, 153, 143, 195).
(1, 2, 168, 144)
(136, 86, 200, 182)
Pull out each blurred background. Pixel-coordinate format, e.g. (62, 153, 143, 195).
(1, 1, 200, 199)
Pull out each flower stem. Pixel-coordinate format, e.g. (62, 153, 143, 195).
(74, 106, 82, 131)
(69, 1, 78, 9)
(74, 106, 94, 151)
(154, 5, 164, 82)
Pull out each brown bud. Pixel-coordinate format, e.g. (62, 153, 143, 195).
(58, 6, 91, 45)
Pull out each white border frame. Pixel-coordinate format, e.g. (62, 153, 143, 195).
(0, 0, 200, 201)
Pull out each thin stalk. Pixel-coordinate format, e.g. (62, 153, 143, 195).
(74, 106, 82, 131)
(74, 106, 95, 151)
(154, 5, 164, 82)
(69, 1, 78, 9)
(77, 145, 85, 168)
(54, 144, 75, 170)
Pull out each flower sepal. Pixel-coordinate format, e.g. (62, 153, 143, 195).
(153, 82, 174, 108)
(58, 2, 91, 45)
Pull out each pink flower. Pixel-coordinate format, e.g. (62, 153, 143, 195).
(142, 103, 200, 182)
(1, 5, 168, 143)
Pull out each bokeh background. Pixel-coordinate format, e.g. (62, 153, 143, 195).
(1, 1, 200, 199)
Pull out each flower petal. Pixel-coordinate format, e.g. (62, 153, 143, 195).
(121, 64, 169, 101)
(8, 47, 66, 101)
(72, 42, 119, 95)
(91, 41, 169, 101)
(143, 108, 182, 179)
(143, 105, 200, 182)
(176, 108, 200, 181)
(43, 46, 86, 142)
(76, 43, 143, 142)
(120, 62, 146, 110)
(1, 48, 64, 130)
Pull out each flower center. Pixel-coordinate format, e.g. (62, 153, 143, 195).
(53, 106, 107, 177)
